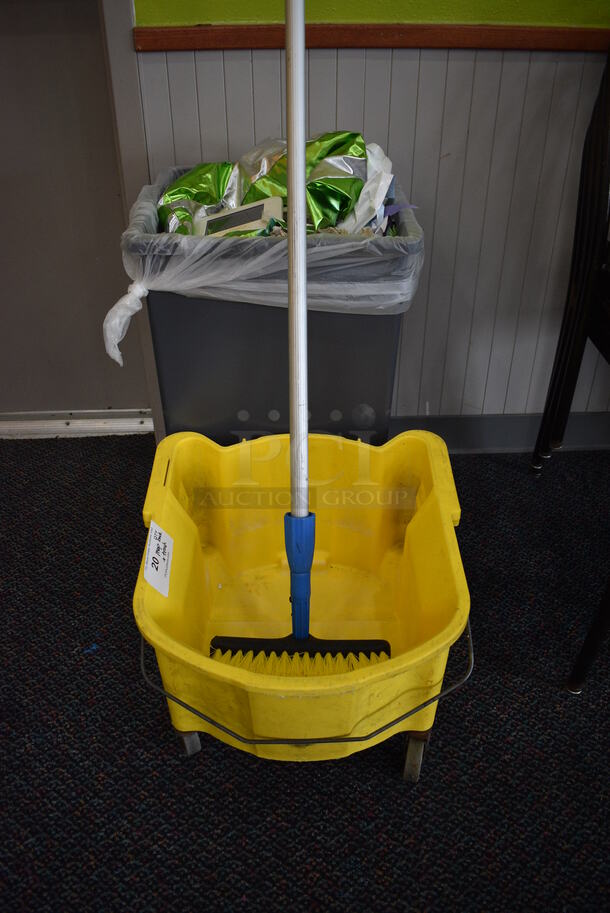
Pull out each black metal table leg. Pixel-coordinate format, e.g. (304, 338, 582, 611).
(531, 55, 610, 473)
(565, 576, 610, 694)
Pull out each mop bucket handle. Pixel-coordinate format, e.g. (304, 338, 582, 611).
(139, 619, 473, 748)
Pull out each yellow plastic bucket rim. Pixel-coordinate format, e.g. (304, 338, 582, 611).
(144, 430, 462, 527)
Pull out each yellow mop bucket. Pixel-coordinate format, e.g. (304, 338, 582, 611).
(134, 429, 471, 774)
(133, 2, 471, 782)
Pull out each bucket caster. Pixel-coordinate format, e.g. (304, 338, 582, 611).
(403, 734, 427, 783)
(178, 731, 201, 757)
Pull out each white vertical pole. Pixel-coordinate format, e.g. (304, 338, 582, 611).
(286, 0, 309, 517)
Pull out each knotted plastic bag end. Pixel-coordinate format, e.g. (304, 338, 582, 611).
(103, 282, 148, 366)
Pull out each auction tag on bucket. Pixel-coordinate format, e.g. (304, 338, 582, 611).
(144, 521, 173, 597)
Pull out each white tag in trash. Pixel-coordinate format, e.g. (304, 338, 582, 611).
(144, 521, 173, 597)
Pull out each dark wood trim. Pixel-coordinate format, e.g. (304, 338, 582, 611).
(134, 23, 610, 53)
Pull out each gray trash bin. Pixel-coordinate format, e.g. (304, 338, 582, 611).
(147, 292, 402, 444)
(109, 166, 424, 443)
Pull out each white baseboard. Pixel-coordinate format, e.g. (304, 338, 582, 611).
(0, 410, 153, 439)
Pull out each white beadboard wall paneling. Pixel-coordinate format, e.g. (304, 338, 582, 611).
(223, 50, 256, 160)
(388, 48, 420, 411)
(167, 51, 202, 166)
(134, 48, 608, 417)
(526, 53, 607, 413)
(395, 49, 448, 416)
(336, 48, 366, 134)
(138, 51, 175, 178)
(417, 49, 475, 416)
(460, 51, 531, 415)
(252, 50, 282, 143)
(573, 343, 602, 410)
(587, 354, 610, 411)
(504, 53, 585, 413)
(440, 50, 503, 414)
(482, 52, 557, 414)
(195, 51, 229, 161)
(308, 48, 337, 135)
(387, 49, 420, 198)
(362, 48, 393, 146)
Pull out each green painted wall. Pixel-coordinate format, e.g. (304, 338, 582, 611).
(135, 1, 610, 29)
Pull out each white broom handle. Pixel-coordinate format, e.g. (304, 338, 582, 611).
(286, 0, 309, 518)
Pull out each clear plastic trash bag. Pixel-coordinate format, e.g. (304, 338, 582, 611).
(103, 166, 423, 366)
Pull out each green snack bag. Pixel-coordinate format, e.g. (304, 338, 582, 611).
(158, 132, 368, 234)
(243, 131, 367, 230)
(158, 162, 234, 233)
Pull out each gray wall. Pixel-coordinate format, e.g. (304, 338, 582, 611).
(0, 0, 148, 413)
(133, 46, 609, 417)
